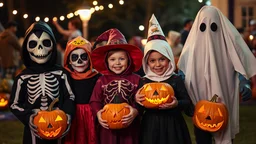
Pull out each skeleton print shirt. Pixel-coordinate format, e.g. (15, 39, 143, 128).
(90, 74, 140, 116)
(9, 66, 75, 125)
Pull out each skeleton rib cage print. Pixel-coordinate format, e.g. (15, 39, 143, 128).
(103, 79, 137, 104)
(10, 70, 75, 111)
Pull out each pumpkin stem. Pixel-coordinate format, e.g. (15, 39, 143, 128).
(48, 98, 59, 111)
(210, 94, 218, 103)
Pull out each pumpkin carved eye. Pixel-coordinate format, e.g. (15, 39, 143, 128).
(55, 115, 63, 122)
(145, 85, 153, 91)
(39, 117, 46, 123)
(198, 105, 205, 113)
(160, 85, 167, 91)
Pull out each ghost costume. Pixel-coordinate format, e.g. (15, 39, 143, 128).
(63, 36, 100, 144)
(9, 21, 75, 144)
(178, 6, 256, 144)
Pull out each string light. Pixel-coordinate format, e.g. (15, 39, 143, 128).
(67, 13, 74, 19)
(53, 17, 58, 21)
(119, 0, 124, 5)
(90, 8, 95, 13)
(12, 10, 18, 15)
(139, 25, 144, 31)
(99, 5, 104, 10)
(95, 6, 100, 11)
(108, 4, 113, 9)
(0, 1, 126, 22)
(23, 14, 28, 19)
(44, 17, 49, 22)
(35, 16, 40, 21)
(60, 16, 65, 21)
(93, 1, 98, 6)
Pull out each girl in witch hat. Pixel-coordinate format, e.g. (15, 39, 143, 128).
(135, 14, 193, 144)
(63, 36, 101, 144)
(89, 28, 143, 144)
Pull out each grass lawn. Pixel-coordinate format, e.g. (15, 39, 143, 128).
(1, 102, 256, 144)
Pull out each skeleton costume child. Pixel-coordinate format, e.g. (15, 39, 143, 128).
(89, 28, 143, 144)
(178, 6, 256, 144)
(9, 21, 75, 144)
(63, 36, 100, 144)
(138, 14, 192, 144)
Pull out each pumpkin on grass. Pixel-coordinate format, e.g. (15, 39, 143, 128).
(101, 102, 130, 129)
(193, 94, 228, 132)
(0, 93, 9, 109)
(33, 98, 67, 140)
(139, 82, 175, 108)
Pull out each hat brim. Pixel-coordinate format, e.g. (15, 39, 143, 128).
(91, 44, 143, 74)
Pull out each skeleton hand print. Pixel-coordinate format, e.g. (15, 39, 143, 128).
(69, 48, 89, 73)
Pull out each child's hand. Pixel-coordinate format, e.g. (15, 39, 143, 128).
(159, 96, 178, 109)
(135, 87, 145, 106)
(97, 109, 109, 129)
(121, 105, 138, 127)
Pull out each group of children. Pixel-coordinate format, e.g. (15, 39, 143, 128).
(9, 6, 256, 144)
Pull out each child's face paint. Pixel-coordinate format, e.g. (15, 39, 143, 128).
(69, 48, 89, 73)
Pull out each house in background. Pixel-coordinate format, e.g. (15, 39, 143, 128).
(212, 0, 256, 29)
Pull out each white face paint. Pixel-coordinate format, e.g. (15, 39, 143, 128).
(27, 32, 53, 64)
(69, 48, 89, 73)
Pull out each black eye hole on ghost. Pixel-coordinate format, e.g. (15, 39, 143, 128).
(211, 22, 218, 32)
(200, 23, 206, 32)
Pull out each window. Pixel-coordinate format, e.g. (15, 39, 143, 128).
(241, 6, 255, 28)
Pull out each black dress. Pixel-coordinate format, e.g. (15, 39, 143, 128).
(138, 74, 193, 144)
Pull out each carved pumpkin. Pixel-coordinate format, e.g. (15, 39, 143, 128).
(33, 98, 67, 140)
(139, 82, 175, 108)
(193, 94, 228, 132)
(0, 93, 9, 109)
(101, 103, 130, 129)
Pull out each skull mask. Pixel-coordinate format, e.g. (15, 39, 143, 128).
(27, 31, 53, 64)
(69, 48, 89, 73)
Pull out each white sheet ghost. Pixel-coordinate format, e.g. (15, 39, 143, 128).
(178, 6, 256, 144)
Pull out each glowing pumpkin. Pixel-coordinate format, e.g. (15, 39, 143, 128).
(33, 98, 67, 140)
(101, 103, 130, 129)
(193, 94, 228, 132)
(0, 93, 9, 109)
(139, 82, 175, 108)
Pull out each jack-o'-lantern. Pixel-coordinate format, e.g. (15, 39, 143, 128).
(33, 98, 67, 139)
(0, 93, 9, 109)
(101, 103, 130, 129)
(139, 82, 175, 108)
(193, 94, 228, 132)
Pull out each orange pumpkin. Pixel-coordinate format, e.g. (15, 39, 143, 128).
(193, 94, 228, 132)
(101, 103, 130, 129)
(33, 98, 67, 140)
(139, 82, 175, 108)
(0, 93, 9, 109)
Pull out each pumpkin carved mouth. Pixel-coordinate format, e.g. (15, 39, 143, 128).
(0, 98, 8, 107)
(39, 127, 62, 138)
(195, 115, 224, 129)
(145, 95, 170, 105)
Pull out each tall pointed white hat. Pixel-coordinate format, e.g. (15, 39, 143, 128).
(143, 14, 176, 81)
